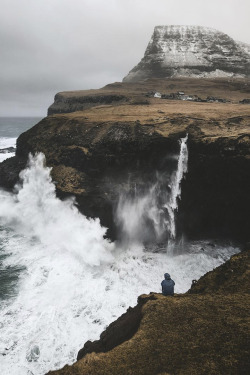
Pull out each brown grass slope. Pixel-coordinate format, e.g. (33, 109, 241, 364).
(47, 250, 250, 375)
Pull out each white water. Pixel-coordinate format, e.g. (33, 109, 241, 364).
(0, 137, 16, 162)
(116, 135, 188, 245)
(116, 183, 167, 245)
(0, 116, 42, 162)
(0, 153, 239, 375)
(165, 134, 188, 239)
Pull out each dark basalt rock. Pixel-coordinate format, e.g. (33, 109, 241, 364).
(5, 116, 182, 240)
(0, 147, 16, 154)
(0, 79, 250, 242)
(0, 156, 27, 189)
(77, 294, 156, 361)
(177, 135, 250, 241)
(48, 93, 127, 115)
(240, 98, 250, 104)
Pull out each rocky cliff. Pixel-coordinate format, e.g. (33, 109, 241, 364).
(47, 249, 250, 375)
(123, 26, 250, 82)
(0, 78, 249, 241)
(48, 91, 128, 116)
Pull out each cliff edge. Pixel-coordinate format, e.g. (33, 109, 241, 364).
(0, 78, 250, 241)
(47, 249, 250, 375)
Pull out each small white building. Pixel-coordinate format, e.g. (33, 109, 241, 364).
(154, 92, 162, 98)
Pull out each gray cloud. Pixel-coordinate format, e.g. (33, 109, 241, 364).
(0, 0, 249, 116)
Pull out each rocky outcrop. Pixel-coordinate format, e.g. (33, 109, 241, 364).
(47, 249, 250, 375)
(77, 294, 157, 361)
(0, 155, 27, 189)
(123, 26, 250, 82)
(48, 92, 127, 115)
(188, 248, 250, 295)
(0, 78, 250, 242)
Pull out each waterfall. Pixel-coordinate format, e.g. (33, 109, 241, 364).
(164, 134, 188, 239)
(115, 134, 188, 246)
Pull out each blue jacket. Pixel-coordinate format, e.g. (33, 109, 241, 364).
(161, 273, 175, 296)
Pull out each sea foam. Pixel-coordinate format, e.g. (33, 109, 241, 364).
(0, 153, 239, 375)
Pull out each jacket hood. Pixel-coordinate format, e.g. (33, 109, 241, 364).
(164, 273, 171, 280)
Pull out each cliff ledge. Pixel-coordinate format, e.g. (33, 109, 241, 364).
(47, 249, 250, 375)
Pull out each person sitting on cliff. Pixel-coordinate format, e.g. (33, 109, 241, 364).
(161, 273, 175, 296)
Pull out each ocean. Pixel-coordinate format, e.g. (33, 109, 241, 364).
(0, 117, 240, 375)
(0, 117, 42, 163)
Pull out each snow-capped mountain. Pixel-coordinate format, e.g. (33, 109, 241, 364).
(123, 25, 250, 81)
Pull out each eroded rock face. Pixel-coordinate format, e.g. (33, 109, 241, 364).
(123, 25, 250, 82)
(48, 92, 127, 116)
(77, 294, 157, 361)
(177, 123, 250, 241)
(46, 250, 250, 375)
(0, 79, 250, 242)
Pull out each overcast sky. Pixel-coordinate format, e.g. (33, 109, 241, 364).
(0, 0, 249, 117)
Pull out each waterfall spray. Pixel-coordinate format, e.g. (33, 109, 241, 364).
(115, 134, 188, 246)
(116, 183, 166, 246)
